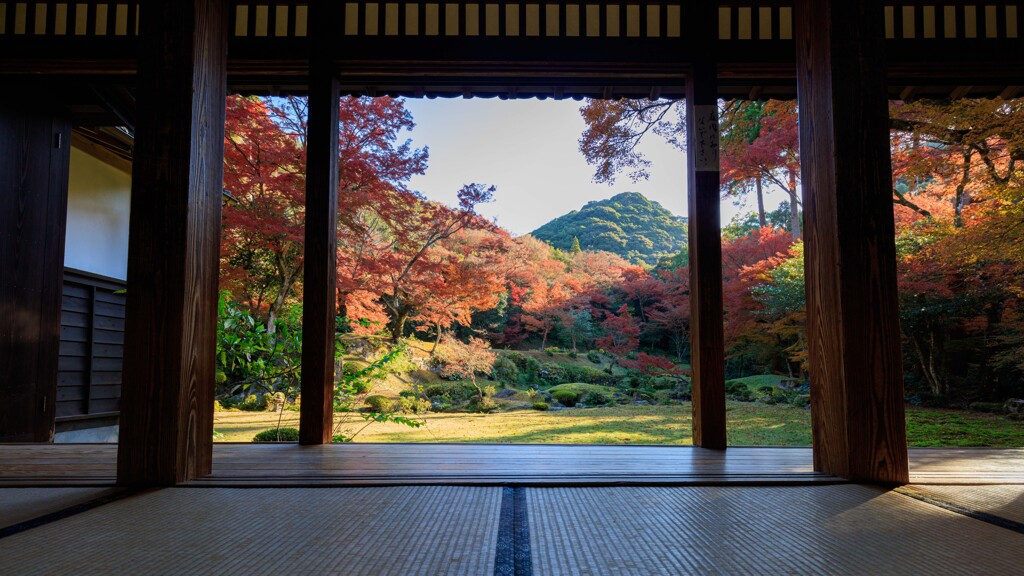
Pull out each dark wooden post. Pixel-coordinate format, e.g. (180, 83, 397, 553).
(686, 61, 727, 450)
(117, 0, 227, 485)
(299, 2, 340, 445)
(796, 0, 909, 484)
(0, 91, 71, 443)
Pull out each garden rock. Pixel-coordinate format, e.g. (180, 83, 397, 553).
(494, 389, 517, 399)
(1004, 398, 1024, 414)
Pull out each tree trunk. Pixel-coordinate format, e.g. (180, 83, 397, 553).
(268, 257, 302, 334)
(755, 174, 767, 227)
(390, 310, 409, 342)
(430, 322, 442, 354)
(911, 331, 947, 397)
(954, 149, 973, 228)
(787, 171, 801, 239)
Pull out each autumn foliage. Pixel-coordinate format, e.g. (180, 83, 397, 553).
(220, 94, 1024, 407)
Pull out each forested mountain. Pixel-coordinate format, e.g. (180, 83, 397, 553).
(529, 192, 687, 266)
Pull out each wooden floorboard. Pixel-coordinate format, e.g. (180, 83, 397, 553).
(1, 444, 1022, 486)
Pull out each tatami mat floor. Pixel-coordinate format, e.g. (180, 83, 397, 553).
(0, 487, 116, 528)
(900, 484, 1024, 525)
(2, 484, 1023, 575)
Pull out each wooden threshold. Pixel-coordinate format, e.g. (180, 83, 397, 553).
(2, 444, 1023, 487)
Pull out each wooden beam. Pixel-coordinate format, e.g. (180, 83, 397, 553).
(899, 86, 917, 102)
(999, 86, 1022, 100)
(0, 91, 71, 443)
(796, 0, 909, 484)
(117, 0, 227, 486)
(949, 85, 973, 99)
(298, 1, 341, 445)
(686, 61, 727, 450)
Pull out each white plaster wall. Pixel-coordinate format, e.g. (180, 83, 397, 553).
(54, 425, 119, 443)
(64, 147, 132, 280)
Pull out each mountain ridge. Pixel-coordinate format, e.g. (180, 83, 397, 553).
(529, 192, 687, 266)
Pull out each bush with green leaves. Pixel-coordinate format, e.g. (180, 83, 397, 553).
(580, 391, 610, 406)
(397, 396, 430, 413)
(586, 350, 603, 364)
(505, 352, 541, 381)
(969, 402, 1006, 414)
(423, 381, 478, 403)
(216, 292, 302, 400)
(726, 381, 755, 402)
(253, 427, 300, 442)
(330, 342, 423, 441)
(552, 390, 579, 407)
(468, 396, 498, 413)
(539, 362, 614, 386)
(492, 355, 521, 385)
(364, 395, 394, 413)
(531, 402, 549, 411)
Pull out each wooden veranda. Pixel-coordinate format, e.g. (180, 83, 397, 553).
(3, 444, 1024, 487)
(2, 0, 1023, 488)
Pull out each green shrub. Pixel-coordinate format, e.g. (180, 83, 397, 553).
(793, 394, 811, 409)
(581, 391, 609, 406)
(342, 363, 373, 394)
(216, 292, 301, 400)
(969, 402, 1006, 414)
(539, 363, 566, 385)
(587, 350, 602, 364)
(539, 362, 612, 386)
(398, 390, 416, 398)
(492, 355, 521, 384)
(253, 427, 300, 442)
(397, 396, 430, 413)
(531, 402, 549, 411)
(907, 391, 949, 408)
(649, 376, 679, 390)
(726, 381, 755, 402)
(230, 395, 265, 411)
(364, 395, 395, 413)
(264, 392, 286, 412)
(423, 381, 477, 402)
(564, 364, 613, 385)
(468, 396, 498, 413)
(552, 390, 579, 407)
(506, 352, 541, 379)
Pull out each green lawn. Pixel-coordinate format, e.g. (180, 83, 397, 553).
(726, 374, 793, 390)
(214, 403, 1024, 447)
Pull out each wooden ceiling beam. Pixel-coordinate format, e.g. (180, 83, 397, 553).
(999, 86, 1022, 100)
(950, 85, 973, 99)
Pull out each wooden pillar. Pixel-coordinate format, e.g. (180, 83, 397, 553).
(0, 91, 71, 443)
(796, 0, 909, 483)
(117, 0, 227, 485)
(686, 62, 727, 450)
(298, 2, 340, 445)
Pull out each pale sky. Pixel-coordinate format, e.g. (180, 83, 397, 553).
(401, 98, 789, 235)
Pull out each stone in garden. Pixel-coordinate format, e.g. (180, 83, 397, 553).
(1004, 398, 1024, 414)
